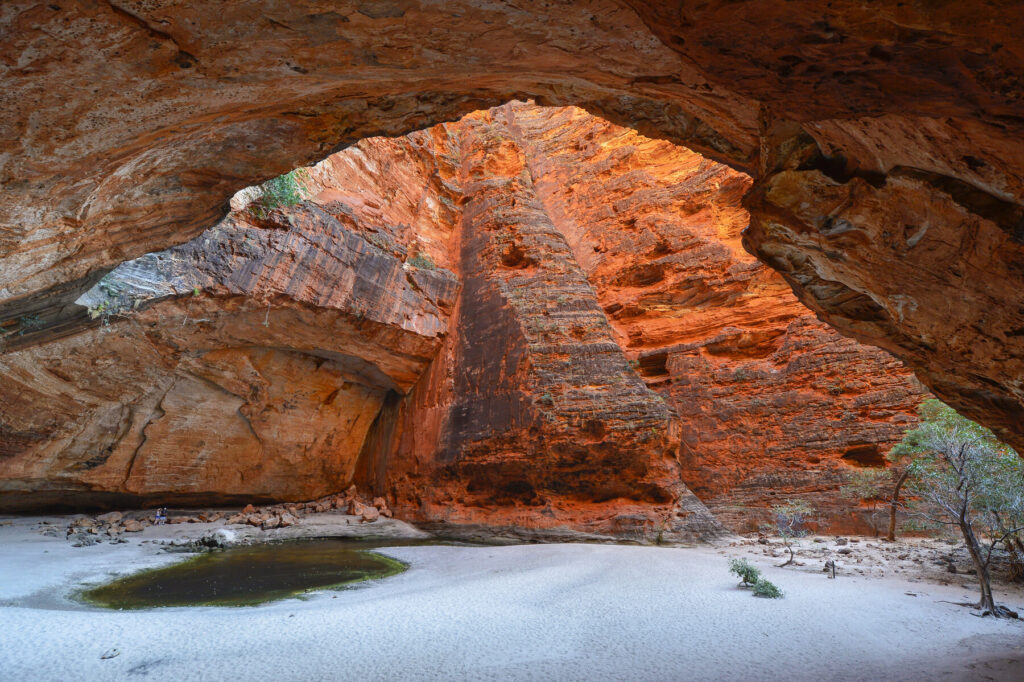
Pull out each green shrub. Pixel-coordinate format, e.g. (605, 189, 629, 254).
(407, 253, 436, 270)
(250, 169, 308, 218)
(728, 558, 761, 587)
(751, 577, 783, 599)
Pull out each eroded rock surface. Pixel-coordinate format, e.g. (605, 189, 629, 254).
(480, 105, 928, 531)
(0, 130, 462, 510)
(0, 103, 944, 537)
(3, 1, 1023, 452)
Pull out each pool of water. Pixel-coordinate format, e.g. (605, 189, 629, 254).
(80, 538, 410, 609)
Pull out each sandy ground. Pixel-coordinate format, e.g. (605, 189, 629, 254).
(2, 515, 1023, 681)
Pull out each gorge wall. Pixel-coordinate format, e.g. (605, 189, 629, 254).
(0, 103, 927, 536)
(2, 1, 1023, 459)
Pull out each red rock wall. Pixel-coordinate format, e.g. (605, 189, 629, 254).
(0, 104, 926, 537)
(3, 0, 1023, 462)
(368, 109, 720, 541)
(485, 104, 928, 532)
(359, 104, 925, 535)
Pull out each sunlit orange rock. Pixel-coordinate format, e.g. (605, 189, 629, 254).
(456, 104, 928, 532)
(3, 1, 1022, 453)
(0, 104, 928, 537)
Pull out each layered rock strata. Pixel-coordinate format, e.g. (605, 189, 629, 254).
(480, 104, 928, 531)
(0, 129, 463, 510)
(366, 109, 719, 541)
(2, 0, 1023, 452)
(1, 104, 927, 536)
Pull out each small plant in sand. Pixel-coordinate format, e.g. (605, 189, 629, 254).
(728, 558, 761, 587)
(765, 499, 814, 567)
(751, 577, 783, 599)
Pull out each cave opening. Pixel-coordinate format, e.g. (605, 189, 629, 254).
(0, 102, 924, 544)
(5, 2, 1024, 673)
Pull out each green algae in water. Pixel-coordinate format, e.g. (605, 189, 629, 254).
(81, 539, 407, 609)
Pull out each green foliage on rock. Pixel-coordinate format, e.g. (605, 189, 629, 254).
(250, 169, 309, 218)
(407, 253, 437, 270)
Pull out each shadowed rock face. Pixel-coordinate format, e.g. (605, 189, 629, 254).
(0, 104, 931, 539)
(0, 127, 465, 512)
(2, 0, 1022, 452)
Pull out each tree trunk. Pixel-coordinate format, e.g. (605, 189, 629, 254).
(887, 470, 908, 542)
(959, 519, 997, 614)
(1007, 534, 1024, 582)
(779, 538, 794, 567)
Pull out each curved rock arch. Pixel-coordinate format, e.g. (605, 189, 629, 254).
(2, 0, 1024, 448)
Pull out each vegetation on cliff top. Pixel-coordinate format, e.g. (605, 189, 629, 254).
(249, 169, 309, 218)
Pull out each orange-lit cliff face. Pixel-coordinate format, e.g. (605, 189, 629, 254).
(367, 104, 926, 535)
(3, 0, 1023, 472)
(0, 104, 924, 536)
(494, 105, 928, 531)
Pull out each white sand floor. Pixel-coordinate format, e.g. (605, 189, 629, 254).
(1, 517, 1023, 681)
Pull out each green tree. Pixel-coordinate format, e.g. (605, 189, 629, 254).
(767, 500, 813, 567)
(841, 445, 921, 542)
(898, 399, 1024, 617)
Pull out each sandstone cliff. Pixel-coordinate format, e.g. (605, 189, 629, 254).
(1, 104, 927, 537)
(0, 128, 462, 511)
(2, 1, 1021, 455)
